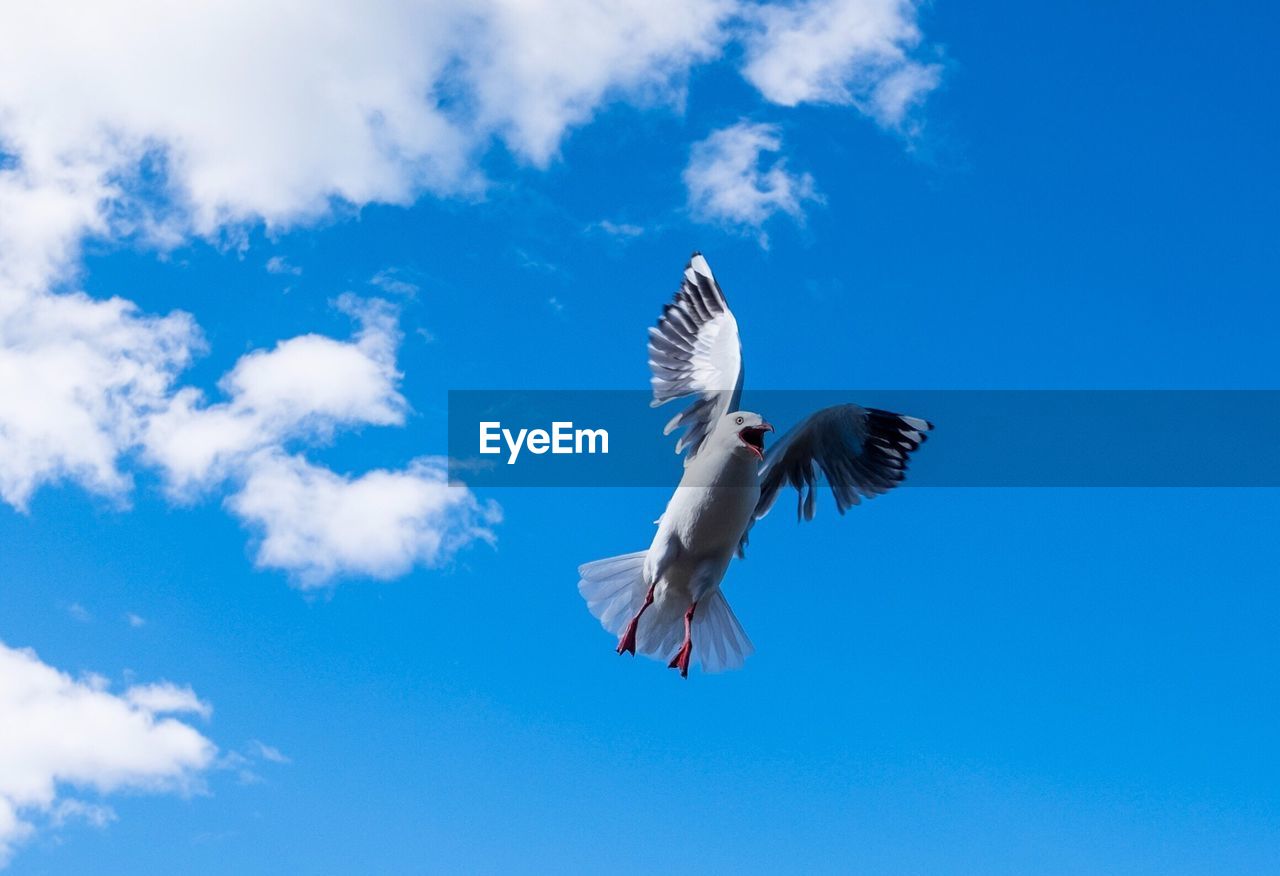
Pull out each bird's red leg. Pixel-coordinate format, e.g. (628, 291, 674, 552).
(616, 584, 656, 655)
(667, 601, 698, 678)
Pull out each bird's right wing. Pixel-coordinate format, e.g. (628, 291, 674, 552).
(648, 253, 744, 459)
(755, 404, 933, 523)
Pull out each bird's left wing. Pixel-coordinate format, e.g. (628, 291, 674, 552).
(753, 404, 933, 525)
(648, 253, 744, 459)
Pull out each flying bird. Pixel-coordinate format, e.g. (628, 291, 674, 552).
(578, 253, 932, 677)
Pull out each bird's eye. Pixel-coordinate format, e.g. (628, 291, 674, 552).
(735, 416, 744, 425)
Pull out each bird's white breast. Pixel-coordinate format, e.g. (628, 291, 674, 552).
(663, 451, 760, 558)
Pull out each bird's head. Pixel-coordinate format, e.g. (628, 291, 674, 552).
(718, 411, 772, 461)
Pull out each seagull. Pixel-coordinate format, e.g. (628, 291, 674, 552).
(578, 253, 932, 677)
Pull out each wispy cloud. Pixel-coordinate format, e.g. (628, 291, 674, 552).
(123, 682, 213, 720)
(265, 255, 302, 276)
(216, 751, 263, 786)
(514, 249, 562, 275)
(216, 740, 291, 787)
(590, 219, 645, 239)
(49, 799, 117, 830)
(370, 268, 420, 298)
(684, 122, 820, 245)
(249, 740, 291, 765)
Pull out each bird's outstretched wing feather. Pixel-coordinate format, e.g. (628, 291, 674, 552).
(648, 253, 744, 459)
(754, 404, 933, 524)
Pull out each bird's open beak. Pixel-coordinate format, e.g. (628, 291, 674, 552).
(738, 422, 773, 460)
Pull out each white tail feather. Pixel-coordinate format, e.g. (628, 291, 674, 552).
(578, 552, 647, 636)
(637, 595, 685, 658)
(693, 590, 754, 673)
(579, 554, 753, 674)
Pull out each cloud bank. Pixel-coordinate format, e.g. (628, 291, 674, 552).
(0, 0, 939, 584)
(0, 2, 940, 864)
(0, 0, 936, 280)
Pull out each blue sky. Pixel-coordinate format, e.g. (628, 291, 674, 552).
(1, 1, 1278, 873)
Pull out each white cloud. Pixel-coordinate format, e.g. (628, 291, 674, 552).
(123, 683, 213, 721)
(741, 0, 940, 128)
(218, 307, 400, 427)
(65, 603, 91, 623)
(0, 642, 215, 867)
(462, 0, 732, 165)
(1, 4, 465, 243)
(249, 740, 291, 765)
(216, 750, 264, 786)
(216, 739, 290, 786)
(0, 0, 734, 263)
(228, 453, 499, 587)
(49, 799, 117, 830)
(684, 122, 820, 242)
(143, 295, 404, 494)
(125, 613, 146, 628)
(0, 286, 200, 509)
(264, 256, 301, 276)
(370, 269, 420, 298)
(0, 272, 495, 588)
(139, 296, 499, 586)
(591, 219, 646, 238)
(0, 163, 114, 293)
